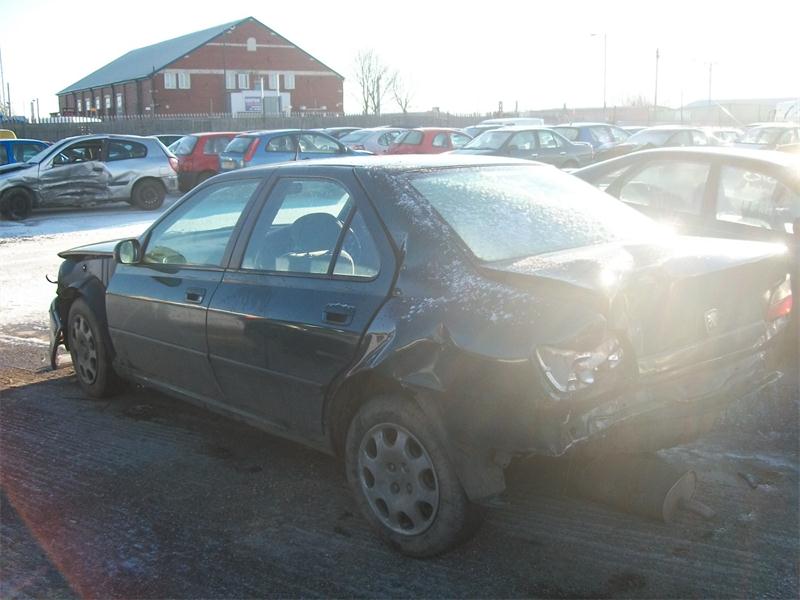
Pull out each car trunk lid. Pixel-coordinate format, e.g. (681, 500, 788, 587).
(482, 236, 790, 369)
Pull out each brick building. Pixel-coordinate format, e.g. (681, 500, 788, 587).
(57, 17, 344, 117)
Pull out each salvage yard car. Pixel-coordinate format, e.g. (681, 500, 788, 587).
(48, 155, 793, 557)
(0, 134, 178, 220)
(573, 147, 800, 249)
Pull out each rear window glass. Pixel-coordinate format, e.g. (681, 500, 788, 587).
(172, 136, 198, 156)
(407, 166, 659, 262)
(225, 136, 256, 154)
(396, 130, 423, 145)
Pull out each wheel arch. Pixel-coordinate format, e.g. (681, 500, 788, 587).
(1, 184, 40, 209)
(131, 176, 167, 195)
(59, 277, 110, 351)
(325, 367, 507, 502)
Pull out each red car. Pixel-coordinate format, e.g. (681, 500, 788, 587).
(173, 132, 238, 192)
(385, 127, 472, 154)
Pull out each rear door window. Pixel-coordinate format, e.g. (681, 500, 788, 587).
(716, 165, 800, 233)
(298, 133, 341, 154)
(537, 130, 560, 149)
(266, 135, 296, 153)
(432, 133, 449, 148)
(396, 130, 423, 145)
(106, 140, 147, 162)
(204, 136, 234, 155)
(0, 144, 8, 164)
(241, 178, 353, 274)
(618, 160, 710, 214)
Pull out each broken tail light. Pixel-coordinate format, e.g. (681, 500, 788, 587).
(765, 276, 792, 341)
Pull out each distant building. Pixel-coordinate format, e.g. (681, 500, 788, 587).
(681, 98, 799, 125)
(57, 17, 344, 117)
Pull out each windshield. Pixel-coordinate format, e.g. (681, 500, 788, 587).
(172, 136, 197, 156)
(627, 129, 675, 146)
(407, 165, 660, 262)
(340, 130, 372, 143)
(24, 142, 62, 164)
(462, 131, 513, 150)
(740, 127, 783, 144)
(225, 136, 256, 154)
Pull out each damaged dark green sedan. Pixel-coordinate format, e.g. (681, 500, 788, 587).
(48, 156, 794, 556)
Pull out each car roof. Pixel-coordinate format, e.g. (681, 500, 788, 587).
(213, 154, 546, 179)
(408, 127, 465, 133)
(4, 138, 48, 143)
(554, 122, 615, 127)
(490, 126, 556, 132)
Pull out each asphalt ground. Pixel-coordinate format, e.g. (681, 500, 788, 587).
(1, 339, 797, 599)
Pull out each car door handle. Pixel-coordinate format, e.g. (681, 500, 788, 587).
(323, 303, 355, 326)
(185, 288, 206, 304)
(531, 154, 539, 157)
(92, 166, 105, 172)
(559, 151, 567, 155)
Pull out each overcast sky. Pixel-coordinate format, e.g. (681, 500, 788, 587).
(1, 0, 798, 117)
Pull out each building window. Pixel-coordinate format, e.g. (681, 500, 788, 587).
(95, 97, 100, 110)
(105, 95, 111, 109)
(164, 72, 177, 89)
(237, 73, 249, 89)
(283, 73, 295, 90)
(246, 37, 256, 51)
(116, 93, 123, 111)
(178, 72, 191, 89)
(226, 71, 236, 90)
(268, 73, 279, 90)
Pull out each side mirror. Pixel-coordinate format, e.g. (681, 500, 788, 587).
(114, 239, 141, 264)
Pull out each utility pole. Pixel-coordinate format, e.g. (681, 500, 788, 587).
(707, 62, 713, 108)
(0, 48, 5, 116)
(602, 34, 607, 119)
(36, 98, 40, 121)
(653, 48, 660, 113)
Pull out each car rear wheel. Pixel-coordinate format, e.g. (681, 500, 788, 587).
(67, 298, 121, 398)
(1, 188, 33, 221)
(345, 393, 484, 557)
(131, 179, 165, 210)
(195, 171, 215, 187)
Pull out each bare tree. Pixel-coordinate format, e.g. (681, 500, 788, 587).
(354, 49, 393, 115)
(391, 74, 413, 114)
(624, 94, 650, 107)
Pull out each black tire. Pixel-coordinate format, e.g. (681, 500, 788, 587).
(194, 171, 215, 187)
(1, 188, 33, 221)
(345, 393, 485, 557)
(67, 298, 121, 398)
(131, 179, 165, 210)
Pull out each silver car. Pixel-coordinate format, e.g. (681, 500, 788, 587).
(339, 127, 407, 155)
(0, 134, 179, 220)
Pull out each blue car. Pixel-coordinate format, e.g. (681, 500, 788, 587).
(219, 129, 371, 172)
(552, 122, 630, 151)
(0, 139, 50, 166)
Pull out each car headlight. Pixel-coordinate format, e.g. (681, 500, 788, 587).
(536, 335, 624, 393)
